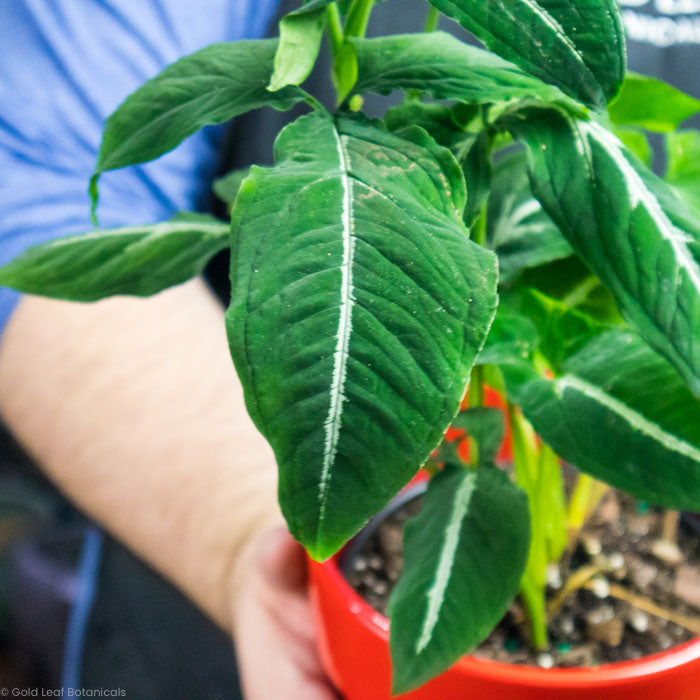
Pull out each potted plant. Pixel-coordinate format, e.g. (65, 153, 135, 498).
(1, 0, 699, 696)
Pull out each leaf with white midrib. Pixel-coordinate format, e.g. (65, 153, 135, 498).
(508, 106, 700, 397)
(516, 330, 700, 511)
(226, 111, 498, 559)
(388, 466, 530, 694)
(427, 0, 625, 108)
(319, 126, 355, 526)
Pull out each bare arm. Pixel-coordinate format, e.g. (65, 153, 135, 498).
(0, 279, 280, 628)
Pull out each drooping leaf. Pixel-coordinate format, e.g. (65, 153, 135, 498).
(509, 106, 700, 397)
(426, 0, 625, 109)
(95, 40, 310, 176)
(268, 0, 330, 92)
(226, 112, 498, 560)
(608, 73, 700, 133)
(352, 33, 568, 106)
(0, 214, 229, 302)
(666, 130, 700, 220)
(518, 330, 700, 511)
(487, 150, 572, 281)
(389, 465, 529, 694)
(213, 167, 252, 206)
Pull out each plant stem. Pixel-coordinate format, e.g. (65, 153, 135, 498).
(344, 0, 375, 38)
(471, 201, 488, 247)
(467, 365, 484, 466)
(507, 402, 538, 490)
(521, 575, 549, 650)
(424, 6, 440, 32)
(562, 275, 599, 308)
(326, 4, 344, 55)
(566, 472, 594, 533)
(507, 403, 550, 650)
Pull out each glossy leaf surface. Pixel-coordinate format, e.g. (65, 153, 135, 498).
(510, 107, 700, 397)
(0, 214, 228, 302)
(226, 112, 498, 559)
(518, 331, 700, 511)
(389, 465, 529, 694)
(427, 0, 625, 108)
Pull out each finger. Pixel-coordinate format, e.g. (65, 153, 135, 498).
(256, 525, 308, 591)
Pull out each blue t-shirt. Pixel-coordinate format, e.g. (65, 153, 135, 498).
(3, 1, 700, 337)
(0, 0, 280, 334)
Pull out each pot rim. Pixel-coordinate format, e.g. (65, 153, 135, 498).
(317, 509, 700, 689)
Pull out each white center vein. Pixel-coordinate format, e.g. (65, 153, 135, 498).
(575, 119, 700, 295)
(416, 473, 476, 654)
(319, 129, 356, 525)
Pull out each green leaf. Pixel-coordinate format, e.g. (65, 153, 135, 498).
(213, 167, 252, 206)
(268, 1, 330, 91)
(516, 288, 610, 373)
(352, 32, 568, 105)
(389, 465, 529, 694)
(477, 306, 539, 367)
(509, 107, 700, 397)
(608, 73, 700, 133)
(332, 40, 359, 104)
(0, 214, 229, 302)
(385, 101, 478, 152)
(613, 126, 652, 167)
(426, 0, 625, 109)
(518, 330, 700, 511)
(451, 408, 505, 465)
(95, 40, 310, 176)
(226, 112, 498, 559)
(666, 130, 700, 220)
(385, 101, 491, 226)
(462, 131, 493, 227)
(487, 150, 572, 281)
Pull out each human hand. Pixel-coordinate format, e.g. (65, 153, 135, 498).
(231, 526, 341, 699)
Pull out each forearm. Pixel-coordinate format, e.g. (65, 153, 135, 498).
(0, 279, 282, 629)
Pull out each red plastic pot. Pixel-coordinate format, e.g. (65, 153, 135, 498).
(308, 549, 700, 699)
(308, 393, 700, 698)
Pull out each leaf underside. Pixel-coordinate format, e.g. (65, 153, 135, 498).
(226, 111, 498, 559)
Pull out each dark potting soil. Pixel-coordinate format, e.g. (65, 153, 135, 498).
(344, 486, 700, 668)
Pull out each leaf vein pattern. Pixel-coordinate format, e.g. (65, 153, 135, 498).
(416, 473, 476, 654)
(556, 375, 700, 461)
(318, 128, 356, 528)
